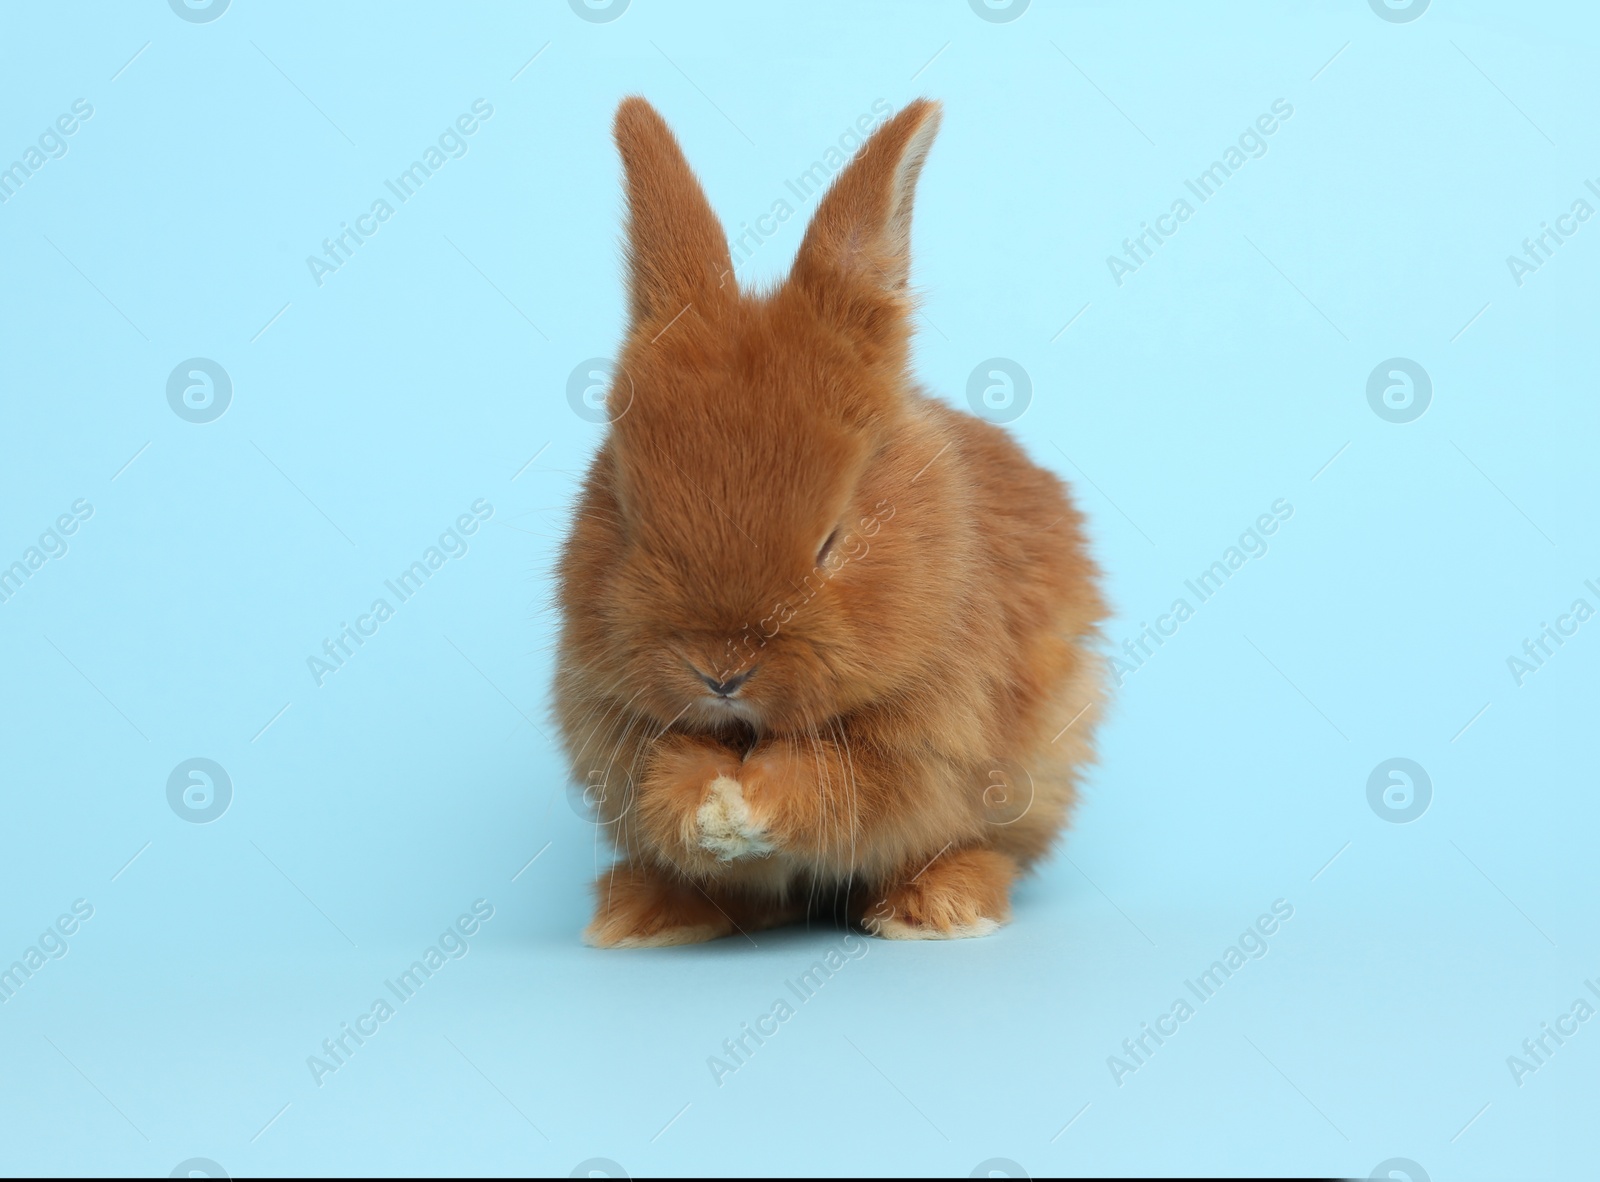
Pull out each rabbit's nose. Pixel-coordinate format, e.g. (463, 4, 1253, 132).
(697, 667, 754, 697)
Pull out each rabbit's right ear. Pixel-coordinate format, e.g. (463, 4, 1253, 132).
(790, 99, 942, 299)
(614, 97, 734, 327)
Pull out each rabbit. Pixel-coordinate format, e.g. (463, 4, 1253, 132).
(554, 96, 1107, 947)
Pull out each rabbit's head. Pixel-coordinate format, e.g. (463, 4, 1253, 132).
(565, 96, 953, 739)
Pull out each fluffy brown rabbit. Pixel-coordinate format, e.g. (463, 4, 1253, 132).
(555, 96, 1106, 946)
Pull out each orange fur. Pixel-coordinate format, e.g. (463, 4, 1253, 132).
(557, 97, 1107, 947)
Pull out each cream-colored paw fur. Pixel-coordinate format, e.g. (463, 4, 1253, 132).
(584, 921, 729, 949)
(696, 775, 774, 861)
(871, 916, 1002, 941)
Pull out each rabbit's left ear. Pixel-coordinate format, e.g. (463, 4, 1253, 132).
(614, 96, 734, 326)
(790, 99, 942, 296)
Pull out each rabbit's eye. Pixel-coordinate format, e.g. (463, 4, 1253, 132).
(816, 528, 841, 567)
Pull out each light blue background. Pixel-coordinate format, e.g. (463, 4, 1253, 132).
(1, 0, 1595, 1177)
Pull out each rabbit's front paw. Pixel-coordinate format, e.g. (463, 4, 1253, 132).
(862, 847, 1017, 940)
(695, 776, 775, 862)
(585, 861, 736, 947)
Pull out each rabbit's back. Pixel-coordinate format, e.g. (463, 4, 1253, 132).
(908, 394, 1107, 867)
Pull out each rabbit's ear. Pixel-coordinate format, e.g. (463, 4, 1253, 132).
(614, 96, 734, 325)
(791, 99, 942, 296)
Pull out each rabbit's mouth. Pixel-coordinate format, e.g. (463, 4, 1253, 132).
(675, 682, 763, 738)
(693, 692, 762, 732)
